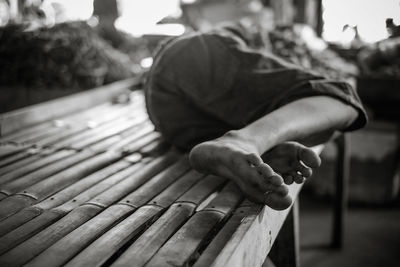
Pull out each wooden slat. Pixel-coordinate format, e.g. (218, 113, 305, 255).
(176, 175, 226, 205)
(0, 153, 177, 261)
(0, 149, 96, 197)
(18, 125, 71, 145)
(0, 161, 146, 254)
(193, 204, 255, 267)
(25, 205, 135, 267)
(65, 205, 163, 267)
(150, 170, 205, 208)
(112, 203, 196, 267)
(0, 205, 42, 238)
(0, 148, 38, 169)
(0, 78, 139, 136)
(0, 91, 143, 144)
(52, 117, 136, 150)
(0, 150, 123, 220)
(0, 209, 66, 255)
(0, 150, 75, 185)
(209, 184, 302, 267)
(111, 175, 228, 267)
(0, 103, 112, 142)
(0, 195, 37, 222)
(69, 118, 143, 150)
(67, 171, 206, 267)
(0, 143, 32, 159)
(106, 123, 156, 152)
(53, 167, 200, 267)
(52, 160, 149, 213)
(145, 210, 225, 267)
(144, 182, 243, 267)
(0, 160, 134, 236)
(21, 157, 190, 267)
(0, 205, 102, 266)
(93, 156, 191, 208)
(201, 182, 243, 215)
(23, 151, 122, 199)
(34, 105, 146, 148)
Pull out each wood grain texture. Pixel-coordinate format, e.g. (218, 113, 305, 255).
(209, 184, 303, 267)
(0, 160, 134, 236)
(0, 149, 96, 197)
(177, 175, 226, 206)
(65, 205, 163, 267)
(202, 182, 243, 215)
(25, 204, 135, 267)
(0, 206, 43, 238)
(0, 205, 102, 266)
(193, 204, 255, 267)
(0, 89, 325, 267)
(86, 153, 181, 208)
(116, 161, 192, 208)
(0, 150, 76, 185)
(0, 162, 145, 255)
(0, 150, 34, 169)
(0, 78, 138, 136)
(112, 203, 196, 267)
(0, 195, 37, 222)
(145, 210, 225, 267)
(0, 209, 63, 255)
(150, 170, 205, 208)
(269, 201, 300, 267)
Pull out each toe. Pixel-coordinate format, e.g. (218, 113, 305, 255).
(256, 164, 283, 186)
(265, 192, 292, 210)
(299, 147, 321, 168)
(293, 171, 305, 184)
(245, 153, 263, 167)
(283, 174, 294, 185)
(296, 162, 313, 178)
(241, 184, 269, 204)
(274, 184, 289, 196)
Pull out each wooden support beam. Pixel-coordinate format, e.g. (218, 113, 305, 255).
(269, 200, 300, 267)
(332, 134, 350, 248)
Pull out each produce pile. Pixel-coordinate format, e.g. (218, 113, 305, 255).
(358, 37, 400, 78)
(268, 25, 359, 80)
(0, 21, 134, 89)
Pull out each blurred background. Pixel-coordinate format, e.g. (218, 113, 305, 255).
(0, 0, 399, 266)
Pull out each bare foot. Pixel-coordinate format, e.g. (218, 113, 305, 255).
(189, 133, 292, 210)
(262, 142, 321, 185)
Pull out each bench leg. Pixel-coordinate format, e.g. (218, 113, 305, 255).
(332, 134, 350, 248)
(269, 200, 300, 267)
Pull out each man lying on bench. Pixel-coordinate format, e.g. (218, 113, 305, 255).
(145, 23, 367, 210)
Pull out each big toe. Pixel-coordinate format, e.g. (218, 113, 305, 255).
(265, 193, 292, 210)
(299, 146, 321, 168)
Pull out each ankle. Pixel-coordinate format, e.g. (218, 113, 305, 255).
(223, 130, 261, 154)
(223, 130, 249, 143)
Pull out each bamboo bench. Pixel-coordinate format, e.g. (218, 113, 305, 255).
(0, 79, 348, 267)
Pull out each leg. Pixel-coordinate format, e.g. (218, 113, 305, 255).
(190, 96, 358, 210)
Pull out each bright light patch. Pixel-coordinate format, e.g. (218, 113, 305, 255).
(322, 0, 400, 44)
(140, 57, 153, 69)
(181, 0, 198, 4)
(116, 0, 183, 37)
(45, 0, 94, 21)
(116, 20, 185, 37)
